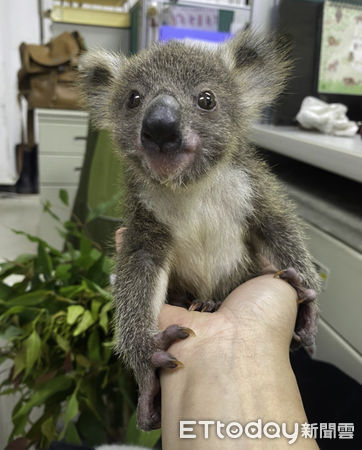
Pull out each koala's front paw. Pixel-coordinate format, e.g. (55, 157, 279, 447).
(274, 268, 316, 304)
(274, 267, 318, 348)
(137, 324, 195, 431)
(152, 324, 194, 367)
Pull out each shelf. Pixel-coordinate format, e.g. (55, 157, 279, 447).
(250, 124, 362, 183)
(51, 5, 130, 28)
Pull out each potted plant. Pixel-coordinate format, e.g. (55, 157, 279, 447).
(0, 191, 161, 449)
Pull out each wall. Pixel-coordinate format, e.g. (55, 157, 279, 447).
(0, 0, 40, 185)
(251, 0, 279, 32)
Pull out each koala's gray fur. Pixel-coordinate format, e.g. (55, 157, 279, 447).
(78, 31, 320, 431)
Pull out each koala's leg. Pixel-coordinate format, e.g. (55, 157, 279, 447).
(114, 211, 193, 430)
(253, 209, 321, 348)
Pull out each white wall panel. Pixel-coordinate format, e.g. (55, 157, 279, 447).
(0, 0, 40, 184)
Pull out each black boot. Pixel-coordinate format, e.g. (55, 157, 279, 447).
(15, 144, 38, 194)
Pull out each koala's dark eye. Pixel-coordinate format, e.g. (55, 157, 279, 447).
(127, 90, 141, 108)
(197, 91, 216, 110)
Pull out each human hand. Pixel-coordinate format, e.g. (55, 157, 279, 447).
(159, 277, 313, 449)
(158, 274, 298, 368)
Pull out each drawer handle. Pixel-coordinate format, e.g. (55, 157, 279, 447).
(74, 167, 82, 172)
(74, 136, 87, 141)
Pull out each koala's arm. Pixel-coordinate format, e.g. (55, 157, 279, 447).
(249, 167, 320, 291)
(113, 204, 172, 383)
(250, 173, 320, 347)
(255, 200, 320, 292)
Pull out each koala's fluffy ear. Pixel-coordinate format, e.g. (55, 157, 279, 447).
(78, 49, 125, 129)
(223, 31, 292, 117)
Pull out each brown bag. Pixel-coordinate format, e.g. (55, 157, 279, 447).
(18, 31, 85, 110)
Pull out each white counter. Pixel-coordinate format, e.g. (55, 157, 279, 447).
(251, 124, 362, 183)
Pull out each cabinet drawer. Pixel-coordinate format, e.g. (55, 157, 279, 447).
(39, 155, 84, 184)
(306, 223, 362, 354)
(38, 121, 88, 155)
(315, 319, 362, 384)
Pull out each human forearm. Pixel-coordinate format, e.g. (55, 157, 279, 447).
(159, 277, 319, 449)
(161, 343, 317, 449)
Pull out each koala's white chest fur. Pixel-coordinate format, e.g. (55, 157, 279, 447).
(140, 167, 254, 300)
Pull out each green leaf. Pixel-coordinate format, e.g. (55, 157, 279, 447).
(54, 264, 72, 282)
(80, 235, 92, 256)
(12, 413, 29, 438)
(99, 302, 112, 334)
(64, 421, 82, 445)
(54, 333, 70, 353)
(13, 375, 72, 422)
(43, 200, 61, 222)
(73, 310, 95, 336)
(89, 248, 102, 262)
(102, 343, 112, 365)
(13, 349, 26, 379)
(60, 391, 79, 439)
(25, 330, 42, 376)
(90, 299, 102, 320)
(6, 290, 49, 307)
(60, 285, 84, 299)
(65, 241, 79, 260)
(125, 411, 161, 447)
(14, 253, 35, 264)
(11, 229, 61, 256)
(36, 243, 53, 280)
(85, 279, 112, 301)
(86, 191, 123, 223)
(77, 409, 106, 446)
(0, 306, 25, 322)
(0, 261, 17, 277)
(76, 248, 102, 271)
(66, 305, 85, 325)
(59, 189, 69, 206)
(87, 328, 101, 362)
(41, 415, 57, 441)
(63, 220, 81, 234)
(75, 354, 92, 368)
(0, 281, 12, 300)
(0, 325, 23, 341)
(79, 381, 102, 420)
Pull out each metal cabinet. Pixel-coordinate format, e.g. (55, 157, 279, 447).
(252, 128, 362, 383)
(36, 109, 89, 249)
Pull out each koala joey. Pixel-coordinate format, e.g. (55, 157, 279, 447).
(79, 31, 321, 431)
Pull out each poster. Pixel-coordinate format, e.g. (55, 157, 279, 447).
(168, 6, 219, 31)
(318, 1, 362, 95)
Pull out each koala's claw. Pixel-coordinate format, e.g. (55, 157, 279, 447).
(151, 351, 183, 369)
(154, 324, 195, 349)
(189, 299, 222, 312)
(274, 268, 316, 304)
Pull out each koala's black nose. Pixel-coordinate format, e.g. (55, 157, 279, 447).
(141, 95, 182, 153)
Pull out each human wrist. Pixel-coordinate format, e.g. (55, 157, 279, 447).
(160, 343, 313, 449)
